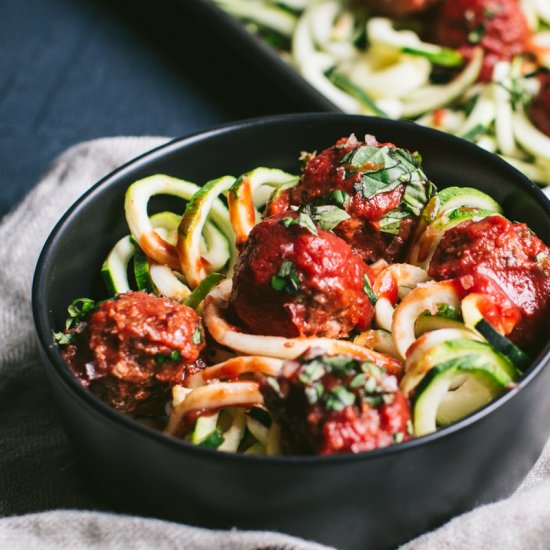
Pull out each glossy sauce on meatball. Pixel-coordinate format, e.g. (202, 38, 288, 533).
(429, 215, 550, 349)
(63, 291, 205, 414)
(434, 0, 530, 82)
(229, 214, 375, 338)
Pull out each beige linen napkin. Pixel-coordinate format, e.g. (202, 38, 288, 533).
(0, 137, 549, 549)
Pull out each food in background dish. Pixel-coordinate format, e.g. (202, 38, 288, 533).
(211, 0, 550, 187)
(54, 134, 550, 455)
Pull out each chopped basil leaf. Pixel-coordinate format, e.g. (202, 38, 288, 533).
(320, 355, 357, 375)
(192, 325, 203, 345)
(349, 373, 366, 388)
(67, 297, 96, 319)
(422, 304, 461, 321)
(325, 386, 356, 411)
(156, 354, 167, 365)
(330, 190, 350, 208)
(302, 204, 350, 232)
(298, 361, 326, 383)
(379, 209, 410, 235)
(305, 383, 325, 405)
(363, 274, 378, 305)
(170, 350, 182, 361)
(344, 146, 434, 238)
(199, 427, 225, 448)
(271, 260, 300, 294)
(53, 331, 74, 346)
(280, 211, 318, 235)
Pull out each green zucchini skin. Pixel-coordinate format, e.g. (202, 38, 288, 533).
(412, 353, 517, 436)
(475, 319, 531, 371)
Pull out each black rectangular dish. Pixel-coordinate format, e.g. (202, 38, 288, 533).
(185, 0, 340, 111)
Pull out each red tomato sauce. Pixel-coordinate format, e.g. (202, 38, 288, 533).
(434, 0, 531, 81)
(429, 215, 550, 349)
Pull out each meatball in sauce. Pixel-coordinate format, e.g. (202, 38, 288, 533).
(434, 0, 531, 82)
(261, 351, 412, 455)
(429, 215, 550, 350)
(229, 213, 375, 339)
(63, 291, 205, 414)
(267, 135, 435, 264)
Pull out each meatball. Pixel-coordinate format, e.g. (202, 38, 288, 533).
(229, 213, 375, 338)
(62, 291, 205, 414)
(529, 71, 550, 138)
(434, 0, 530, 82)
(429, 215, 550, 350)
(267, 135, 435, 263)
(261, 351, 412, 455)
(364, 0, 440, 17)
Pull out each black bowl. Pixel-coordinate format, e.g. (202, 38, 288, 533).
(32, 114, 550, 550)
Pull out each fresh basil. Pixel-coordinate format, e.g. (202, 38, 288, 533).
(363, 274, 378, 305)
(301, 204, 350, 232)
(192, 324, 203, 345)
(280, 211, 318, 235)
(271, 260, 300, 294)
(325, 386, 357, 411)
(379, 208, 410, 235)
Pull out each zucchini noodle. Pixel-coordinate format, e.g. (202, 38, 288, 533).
(211, 0, 550, 186)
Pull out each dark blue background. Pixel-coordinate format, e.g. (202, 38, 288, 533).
(0, 0, 308, 218)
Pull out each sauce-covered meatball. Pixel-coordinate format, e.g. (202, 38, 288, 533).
(529, 71, 550, 138)
(429, 215, 550, 349)
(229, 213, 375, 338)
(62, 291, 205, 414)
(261, 351, 412, 455)
(268, 135, 435, 264)
(434, 0, 530, 82)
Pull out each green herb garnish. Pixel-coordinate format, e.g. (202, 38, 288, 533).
(325, 386, 356, 411)
(271, 260, 301, 294)
(302, 204, 350, 232)
(363, 274, 378, 305)
(280, 211, 318, 235)
(192, 325, 203, 345)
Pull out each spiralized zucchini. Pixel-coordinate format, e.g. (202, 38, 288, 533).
(93, 153, 535, 451)
(211, 0, 550, 187)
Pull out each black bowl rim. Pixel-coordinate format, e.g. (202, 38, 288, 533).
(32, 112, 550, 465)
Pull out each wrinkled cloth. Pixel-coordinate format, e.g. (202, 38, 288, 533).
(0, 137, 549, 549)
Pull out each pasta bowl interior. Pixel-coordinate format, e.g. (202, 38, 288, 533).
(33, 114, 550, 550)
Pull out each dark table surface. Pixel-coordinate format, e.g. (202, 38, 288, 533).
(1, 0, 311, 219)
